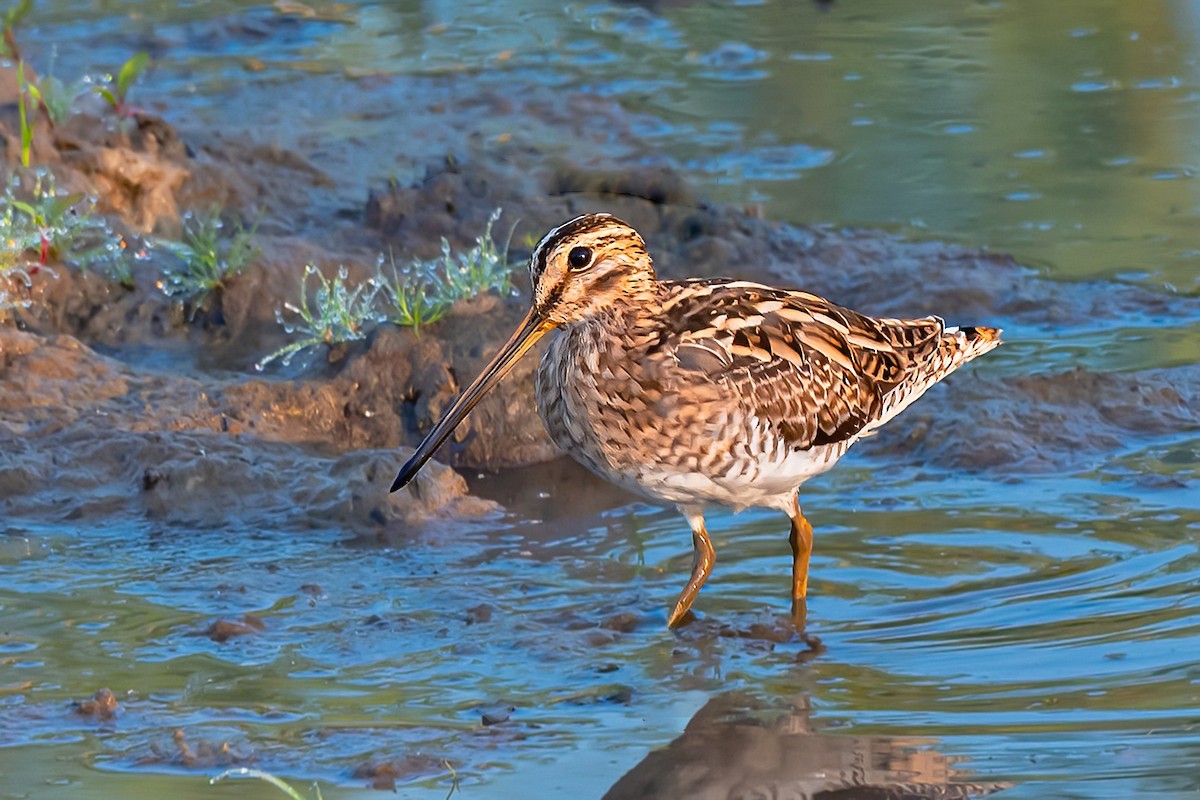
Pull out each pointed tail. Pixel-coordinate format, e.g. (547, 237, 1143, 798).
(952, 325, 1004, 364)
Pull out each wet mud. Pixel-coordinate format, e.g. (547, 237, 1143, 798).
(0, 326, 496, 529)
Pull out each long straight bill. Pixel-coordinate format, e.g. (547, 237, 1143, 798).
(391, 309, 555, 492)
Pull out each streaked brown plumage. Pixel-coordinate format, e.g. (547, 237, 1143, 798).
(393, 213, 1002, 627)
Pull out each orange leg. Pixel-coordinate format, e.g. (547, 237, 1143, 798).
(787, 495, 814, 628)
(668, 507, 716, 628)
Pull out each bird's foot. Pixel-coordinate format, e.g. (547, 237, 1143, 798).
(667, 603, 697, 629)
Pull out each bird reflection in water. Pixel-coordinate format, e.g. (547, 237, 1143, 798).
(604, 692, 1010, 800)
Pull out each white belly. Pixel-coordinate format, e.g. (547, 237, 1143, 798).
(617, 435, 851, 512)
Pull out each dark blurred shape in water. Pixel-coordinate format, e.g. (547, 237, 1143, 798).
(605, 693, 1009, 800)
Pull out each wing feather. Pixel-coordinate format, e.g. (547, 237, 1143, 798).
(658, 279, 947, 450)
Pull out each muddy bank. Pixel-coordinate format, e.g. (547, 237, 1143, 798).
(0, 63, 335, 239)
(4, 58, 1198, 533)
(0, 327, 496, 529)
(860, 363, 1200, 474)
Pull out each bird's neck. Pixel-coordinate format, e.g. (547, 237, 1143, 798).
(603, 274, 664, 324)
(565, 278, 666, 351)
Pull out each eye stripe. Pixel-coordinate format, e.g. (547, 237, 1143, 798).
(537, 280, 566, 316)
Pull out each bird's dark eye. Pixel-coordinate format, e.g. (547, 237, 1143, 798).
(567, 246, 592, 271)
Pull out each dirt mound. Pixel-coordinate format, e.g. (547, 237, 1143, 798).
(1, 63, 333, 237)
(0, 327, 496, 528)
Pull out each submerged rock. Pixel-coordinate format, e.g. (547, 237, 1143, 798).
(198, 616, 266, 644)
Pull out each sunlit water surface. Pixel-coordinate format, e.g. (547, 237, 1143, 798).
(4, 1, 1200, 798)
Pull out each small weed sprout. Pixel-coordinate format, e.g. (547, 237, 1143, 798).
(377, 208, 515, 333)
(1, 0, 32, 60)
(210, 767, 323, 800)
(1, 170, 131, 280)
(377, 248, 452, 333)
(159, 208, 259, 303)
(440, 208, 514, 298)
(93, 51, 148, 119)
(26, 72, 83, 126)
(16, 62, 35, 167)
(262, 210, 514, 366)
(257, 264, 381, 370)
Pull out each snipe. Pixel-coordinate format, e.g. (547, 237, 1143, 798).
(392, 213, 1002, 627)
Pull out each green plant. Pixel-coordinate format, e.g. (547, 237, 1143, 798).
(257, 264, 381, 369)
(16, 61, 34, 167)
(210, 767, 323, 800)
(2, 169, 136, 283)
(442, 759, 460, 800)
(159, 208, 259, 303)
(1, 0, 32, 60)
(377, 248, 453, 333)
(377, 208, 514, 333)
(5, 170, 97, 265)
(93, 51, 148, 118)
(25, 72, 82, 126)
(441, 208, 514, 298)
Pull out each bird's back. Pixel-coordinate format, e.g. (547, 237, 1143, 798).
(655, 278, 1001, 446)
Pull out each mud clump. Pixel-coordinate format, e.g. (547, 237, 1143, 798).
(1, 62, 333, 239)
(147, 729, 254, 770)
(198, 615, 267, 643)
(352, 755, 449, 791)
(0, 327, 497, 530)
(73, 688, 120, 720)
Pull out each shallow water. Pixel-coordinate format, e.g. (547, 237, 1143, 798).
(4, 1, 1200, 798)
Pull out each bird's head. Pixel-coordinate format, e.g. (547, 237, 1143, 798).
(390, 213, 655, 491)
(529, 213, 657, 325)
